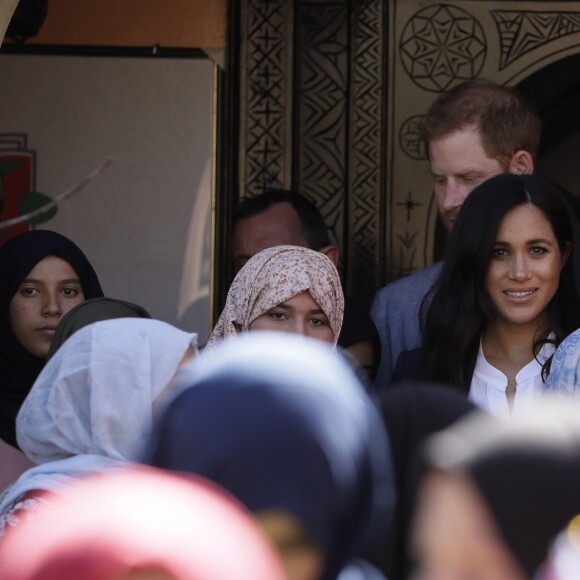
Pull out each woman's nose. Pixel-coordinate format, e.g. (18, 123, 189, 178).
(42, 293, 62, 316)
(509, 254, 531, 280)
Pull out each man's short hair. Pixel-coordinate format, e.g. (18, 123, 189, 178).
(234, 189, 332, 251)
(420, 78, 541, 170)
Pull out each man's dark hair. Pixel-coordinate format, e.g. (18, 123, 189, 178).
(234, 189, 331, 251)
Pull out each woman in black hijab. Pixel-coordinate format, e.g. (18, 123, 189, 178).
(0, 230, 103, 451)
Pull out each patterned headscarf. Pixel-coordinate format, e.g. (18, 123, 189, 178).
(207, 245, 344, 349)
(545, 328, 580, 396)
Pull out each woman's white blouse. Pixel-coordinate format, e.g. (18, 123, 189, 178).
(469, 339, 555, 418)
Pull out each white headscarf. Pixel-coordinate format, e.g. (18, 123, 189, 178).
(0, 318, 197, 514)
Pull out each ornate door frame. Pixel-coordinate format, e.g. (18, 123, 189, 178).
(232, 0, 580, 306)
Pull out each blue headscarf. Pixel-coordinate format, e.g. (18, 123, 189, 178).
(144, 332, 395, 580)
(0, 230, 103, 447)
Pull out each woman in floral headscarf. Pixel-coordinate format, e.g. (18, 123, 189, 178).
(206, 245, 344, 350)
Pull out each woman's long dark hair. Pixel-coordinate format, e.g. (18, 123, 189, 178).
(419, 173, 580, 390)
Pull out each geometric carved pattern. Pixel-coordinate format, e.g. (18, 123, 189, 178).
(400, 4, 486, 92)
(237, 0, 580, 309)
(399, 115, 427, 160)
(347, 0, 385, 303)
(294, 3, 348, 253)
(293, 0, 386, 304)
(492, 10, 580, 70)
(396, 191, 422, 222)
(240, 0, 387, 305)
(393, 229, 420, 279)
(242, 0, 290, 196)
(392, 188, 423, 279)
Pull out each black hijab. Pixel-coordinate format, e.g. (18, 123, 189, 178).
(0, 229, 103, 447)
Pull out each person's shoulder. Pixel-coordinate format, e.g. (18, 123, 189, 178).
(373, 262, 443, 303)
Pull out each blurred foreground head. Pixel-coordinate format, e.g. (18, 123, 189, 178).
(413, 400, 580, 579)
(145, 332, 395, 580)
(0, 467, 285, 580)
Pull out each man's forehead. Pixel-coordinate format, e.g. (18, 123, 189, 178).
(428, 128, 502, 175)
(234, 203, 306, 243)
(232, 202, 308, 263)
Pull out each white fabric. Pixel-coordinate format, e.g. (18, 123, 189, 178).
(545, 328, 580, 397)
(469, 338, 555, 419)
(1, 319, 197, 517)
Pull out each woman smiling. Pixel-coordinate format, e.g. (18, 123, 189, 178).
(393, 174, 580, 417)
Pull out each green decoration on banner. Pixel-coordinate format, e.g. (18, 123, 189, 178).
(19, 191, 57, 226)
(0, 161, 23, 177)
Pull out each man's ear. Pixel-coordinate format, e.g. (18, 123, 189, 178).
(319, 244, 340, 267)
(508, 150, 534, 175)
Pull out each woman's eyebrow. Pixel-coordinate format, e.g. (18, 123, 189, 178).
(492, 238, 554, 246)
(20, 277, 81, 284)
(527, 238, 554, 245)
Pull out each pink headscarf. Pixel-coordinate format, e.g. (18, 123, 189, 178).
(0, 467, 285, 580)
(207, 245, 344, 349)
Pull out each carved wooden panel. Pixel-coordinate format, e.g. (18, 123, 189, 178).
(236, 0, 580, 305)
(238, 0, 386, 305)
(294, 2, 348, 260)
(388, 1, 580, 283)
(239, 0, 293, 195)
(346, 0, 385, 301)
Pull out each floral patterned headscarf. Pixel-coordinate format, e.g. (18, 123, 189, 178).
(207, 245, 344, 349)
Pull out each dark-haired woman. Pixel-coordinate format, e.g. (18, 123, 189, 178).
(0, 230, 103, 483)
(393, 174, 580, 418)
